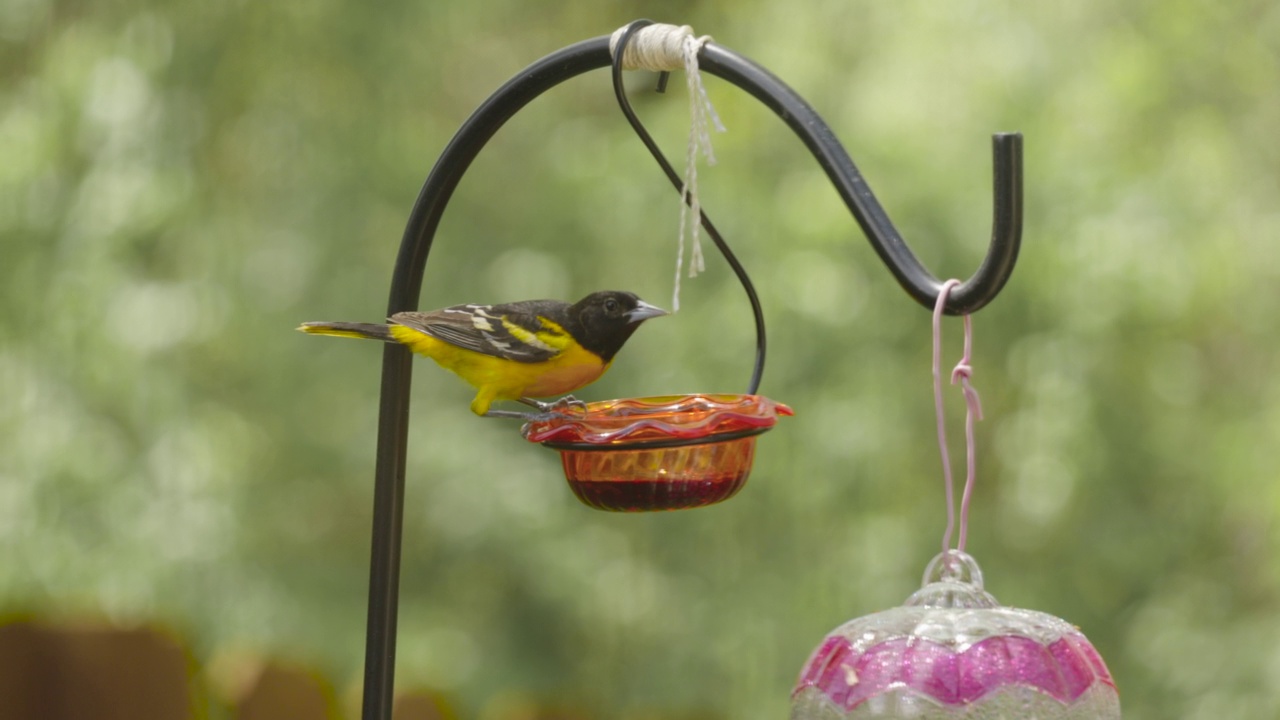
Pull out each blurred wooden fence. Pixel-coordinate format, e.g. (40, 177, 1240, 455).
(0, 620, 456, 720)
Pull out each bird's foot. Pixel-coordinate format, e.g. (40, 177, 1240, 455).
(484, 397, 588, 423)
(519, 395, 588, 417)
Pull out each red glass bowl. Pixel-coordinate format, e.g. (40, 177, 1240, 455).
(523, 394, 792, 512)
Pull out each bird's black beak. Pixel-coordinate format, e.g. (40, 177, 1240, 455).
(626, 300, 668, 324)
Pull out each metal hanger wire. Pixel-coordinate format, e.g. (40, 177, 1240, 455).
(610, 19, 768, 396)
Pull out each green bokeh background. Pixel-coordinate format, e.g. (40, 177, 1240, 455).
(4, 1, 1280, 718)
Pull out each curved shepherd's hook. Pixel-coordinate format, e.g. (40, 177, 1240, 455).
(611, 19, 1023, 316)
(360, 30, 1024, 720)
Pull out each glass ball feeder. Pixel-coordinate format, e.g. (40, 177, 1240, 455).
(523, 393, 792, 512)
(790, 551, 1120, 719)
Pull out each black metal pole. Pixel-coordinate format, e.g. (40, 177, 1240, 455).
(360, 39, 610, 720)
(360, 33, 1023, 719)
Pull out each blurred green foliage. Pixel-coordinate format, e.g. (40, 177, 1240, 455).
(3, 0, 1280, 718)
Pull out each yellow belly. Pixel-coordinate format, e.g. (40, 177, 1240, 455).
(388, 325, 609, 414)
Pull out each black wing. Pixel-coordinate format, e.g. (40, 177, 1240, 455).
(389, 300, 571, 363)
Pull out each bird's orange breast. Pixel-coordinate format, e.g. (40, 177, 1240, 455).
(519, 342, 610, 397)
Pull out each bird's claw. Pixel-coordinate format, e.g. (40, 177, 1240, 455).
(521, 395, 588, 417)
(547, 395, 589, 416)
(485, 396, 588, 423)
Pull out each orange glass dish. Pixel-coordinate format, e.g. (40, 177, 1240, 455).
(522, 394, 793, 512)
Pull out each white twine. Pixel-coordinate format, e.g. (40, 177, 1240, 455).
(610, 23, 726, 312)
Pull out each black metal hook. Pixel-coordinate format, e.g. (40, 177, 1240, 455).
(693, 41, 1024, 315)
(611, 20, 1022, 315)
(359, 27, 1024, 720)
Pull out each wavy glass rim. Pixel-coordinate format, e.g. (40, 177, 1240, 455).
(522, 393, 792, 448)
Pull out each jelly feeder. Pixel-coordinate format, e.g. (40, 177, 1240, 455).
(524, 394, 793, 511)
(344, 19, 1028, 720)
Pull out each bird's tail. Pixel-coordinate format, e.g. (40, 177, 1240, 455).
(297, 321, 394, 342)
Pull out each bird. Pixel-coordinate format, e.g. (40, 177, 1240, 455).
(298, 290, 667, 418)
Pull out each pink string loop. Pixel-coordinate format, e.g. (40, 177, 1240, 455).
(950, 320, 984, 422)
(932, 281, 983, 554)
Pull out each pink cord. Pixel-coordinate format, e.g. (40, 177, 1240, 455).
(933, 280, 984, 554)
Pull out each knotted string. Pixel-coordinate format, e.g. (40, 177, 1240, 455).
(610, 23, 726, 312)
(933, 280, 984, 554)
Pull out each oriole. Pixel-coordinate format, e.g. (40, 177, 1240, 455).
(298, 290, 667, 417)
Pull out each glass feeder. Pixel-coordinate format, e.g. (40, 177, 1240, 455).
(790, 550, 1120, 719)
(523, 394, 792, 512)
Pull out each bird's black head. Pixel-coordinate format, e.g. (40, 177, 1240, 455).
(568, 290, 667, 362)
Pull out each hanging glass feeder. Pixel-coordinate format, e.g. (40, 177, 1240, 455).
(511, 23, 798, 512)
(791, 551, 1120, 719)
(523, 394, 792, 511)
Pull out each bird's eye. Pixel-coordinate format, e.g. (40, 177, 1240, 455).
(604, 298, 620, 313)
